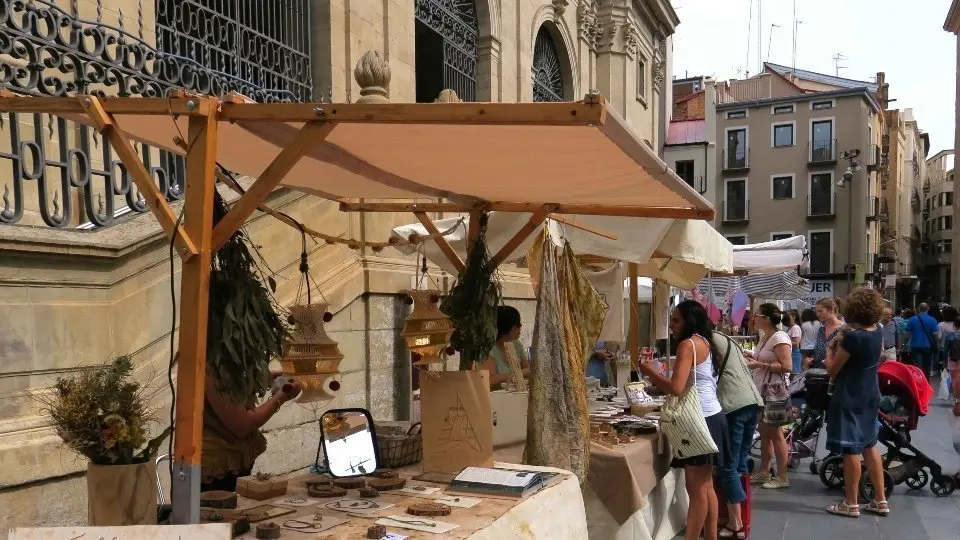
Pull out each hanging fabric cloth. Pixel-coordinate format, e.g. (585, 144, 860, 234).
(524, 230, 606, 482)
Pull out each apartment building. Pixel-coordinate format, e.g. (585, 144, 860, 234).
(711, 64, 884, 297)
(920, 150, 955, 301)
(664, 76, 716, 202)
(944, 1, 960, 304)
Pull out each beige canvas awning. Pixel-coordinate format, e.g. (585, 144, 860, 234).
(12, 95, 714, 219)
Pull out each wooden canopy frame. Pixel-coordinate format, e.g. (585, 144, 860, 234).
(0, 91, 715, 525)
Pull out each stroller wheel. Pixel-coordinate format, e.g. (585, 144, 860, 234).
(819, 454, 845, 490)
(931, 475, 956, 498)
(859, 469, 894, 504)
(905, 470, 929, 490)
(809, 459, 820, 475)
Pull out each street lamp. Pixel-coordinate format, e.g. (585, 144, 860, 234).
(837, 149, 863, 292)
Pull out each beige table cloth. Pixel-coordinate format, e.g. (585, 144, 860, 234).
(232, 461, 586, 539)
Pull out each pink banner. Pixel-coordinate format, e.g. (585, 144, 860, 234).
(691, 289, 723, 324)
(730, 289, 750, 327)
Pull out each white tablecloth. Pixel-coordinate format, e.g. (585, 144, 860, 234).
(468, 461, 589, 539)
(583, 468, 689, 540)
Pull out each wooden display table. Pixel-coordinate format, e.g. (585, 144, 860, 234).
(230, 461, 586, 539)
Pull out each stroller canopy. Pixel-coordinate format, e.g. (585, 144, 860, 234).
(878, 362, 933, 416)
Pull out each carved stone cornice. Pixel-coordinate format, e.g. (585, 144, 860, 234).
(595, 20, 641, 57)
(552, 0, 569, 17)
(653, 39, 667, 93)
(623, 23, 640, 58)
(576, 0, 601, 50)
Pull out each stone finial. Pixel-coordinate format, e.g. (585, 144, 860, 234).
(433, 89, 462, 103)
(354, 50, 391, 104)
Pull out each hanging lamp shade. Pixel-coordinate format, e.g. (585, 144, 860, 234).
(401, 290, 454, 366)
(282, 303, 343, 401)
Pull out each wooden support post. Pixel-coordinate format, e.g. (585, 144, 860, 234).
(211, 121, 335, 251)
(489, 205, 554, 269)
(628, 262, 640, 372)
(413, 211, 466, 274)
(466, 210, 483, 256)
(80, 95, 198, 259)
(170, 107, 220, 525)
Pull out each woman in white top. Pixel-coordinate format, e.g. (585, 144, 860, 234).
(639, 300, 727, 540)
(745, 303, 793, 489)
(938, 306, 958, 371)
(799, 308, 821, 367)
(785, 309, 803, 375)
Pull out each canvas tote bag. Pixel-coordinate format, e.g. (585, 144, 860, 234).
(659, 338, 719, 459)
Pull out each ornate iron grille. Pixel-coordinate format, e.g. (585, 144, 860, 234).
(415, 0, 478, 102)
(156, 0, 312, 103)
(532, 27, 564, 102)
(0, 0, 308, 228)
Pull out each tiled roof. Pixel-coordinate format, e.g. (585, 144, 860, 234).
(665, 120, 707, 145)
(764, 62, 878, 92)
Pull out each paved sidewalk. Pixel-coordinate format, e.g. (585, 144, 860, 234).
(675, 397, 960, 539)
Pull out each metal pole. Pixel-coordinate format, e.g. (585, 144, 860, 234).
(848, 171, 854, 293)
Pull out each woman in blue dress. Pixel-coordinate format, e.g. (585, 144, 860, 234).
(824, 288, 889, 518)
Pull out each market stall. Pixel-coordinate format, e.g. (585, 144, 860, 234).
(0, 86, 716, 538)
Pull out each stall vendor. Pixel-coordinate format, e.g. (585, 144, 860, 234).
(480, 306, 531, 390)
(201, 363, 301, 492)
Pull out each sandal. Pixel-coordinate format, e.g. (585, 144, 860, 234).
(826, 500, 860, 518)
(750, 473, 772, 485)
(719, 525, 747, 539)
(863, 500, 890, 516)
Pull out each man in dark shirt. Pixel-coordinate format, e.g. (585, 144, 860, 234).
(903, 303, 940, 378)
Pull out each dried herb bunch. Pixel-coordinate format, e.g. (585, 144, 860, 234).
(441, 212, 502, 369)
(35, 355, 170, 465)
(208, 191, 288, 403)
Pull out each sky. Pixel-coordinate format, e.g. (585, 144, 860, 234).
(671, 0, 956, 154)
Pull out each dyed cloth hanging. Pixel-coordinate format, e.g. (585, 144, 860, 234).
(524, 231, 607, 482)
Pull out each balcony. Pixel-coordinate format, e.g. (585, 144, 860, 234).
(807, 194, 836, 219)
(808, 139, 837, 166)
(866, 196, 886, 222)
(722, 200, 750, 224)
(867, 144, 880, 171)
(722, 147, 750, 173)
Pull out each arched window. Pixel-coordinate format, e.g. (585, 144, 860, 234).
(415, 0, 479, 102)
(532, 26, 564, 102)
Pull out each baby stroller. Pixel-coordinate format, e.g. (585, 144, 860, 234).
(818, 362, 954, 500)
(750, 368, 831, 474)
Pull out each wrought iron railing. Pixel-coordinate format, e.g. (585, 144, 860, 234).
(808, 138, 836, 164)
(807, 193, 835, 218)
(0, 0, 310, 228)
(722, 147, 749, 171)
(722, 199, 749, 223)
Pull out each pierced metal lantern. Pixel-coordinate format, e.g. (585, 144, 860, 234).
(401, 290, 454, 366)
(282, 303, 343, 401)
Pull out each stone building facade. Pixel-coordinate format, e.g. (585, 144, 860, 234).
(0, 0, 679, 528)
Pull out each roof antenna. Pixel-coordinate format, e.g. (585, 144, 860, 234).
(832, 53, 847, 76)
(766, 23, 780, 63)
(792, 0, 802, 79)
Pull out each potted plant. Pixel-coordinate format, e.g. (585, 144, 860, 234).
(35, 355, 170, 526)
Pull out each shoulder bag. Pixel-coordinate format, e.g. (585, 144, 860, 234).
(921, 316, 940, 354)
(659, 338, 719, 459)
(759, 334, 793, 426)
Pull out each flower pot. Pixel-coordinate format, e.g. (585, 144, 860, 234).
(86, 461, 158, 526)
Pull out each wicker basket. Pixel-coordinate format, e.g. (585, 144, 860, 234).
(375, 422, 423, 469)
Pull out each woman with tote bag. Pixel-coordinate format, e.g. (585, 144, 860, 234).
(639, 300, 729, 540)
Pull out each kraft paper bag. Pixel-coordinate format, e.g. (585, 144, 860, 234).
(420, 370, 493, 474)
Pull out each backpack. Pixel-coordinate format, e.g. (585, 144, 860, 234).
(948, 331, 960, 361)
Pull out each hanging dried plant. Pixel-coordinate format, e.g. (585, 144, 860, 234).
(207, 190, 288, 404)
(440, 212, 502, 369)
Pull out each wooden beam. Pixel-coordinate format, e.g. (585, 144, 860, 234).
(628, 262, 640, 372)
(0, 96, 215, 116)
(211, 121, 335, 252)
(170, 110, 219, 525)
(548, 214, 618, 240)
(467, 209, 483, 256)
(81, 96, 198, 259)
(219, 100, 605, 125)
(339, 200, 714, 220)
(490, 205, 554, 269)
(413, 211, 466, 274)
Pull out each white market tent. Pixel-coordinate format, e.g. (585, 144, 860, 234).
(391, 212, 733, 289)
(732, 235, 806, 274)
(698, 235, 809, 303)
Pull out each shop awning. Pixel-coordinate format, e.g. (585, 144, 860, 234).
(391, 212, 733, 289)
(21, 95, 715, 219)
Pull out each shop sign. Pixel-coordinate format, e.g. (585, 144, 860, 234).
(799, 280, 834, 305)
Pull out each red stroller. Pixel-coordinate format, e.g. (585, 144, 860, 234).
(818, 362, 954, 500)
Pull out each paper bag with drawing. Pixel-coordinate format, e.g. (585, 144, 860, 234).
(420, 370, 493, 474)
